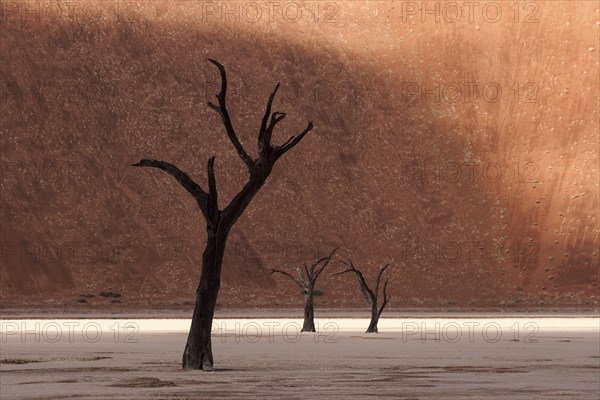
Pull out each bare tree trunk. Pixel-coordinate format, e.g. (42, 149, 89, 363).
(182, 225, 228, 370)
(366, 304, 379, 333)
(181, 171, 268, 369)
(334, 260, 390, 334)
(134, 60, 315, 370)
(302, 291, 316, 332)
(270, 248, 337, 334)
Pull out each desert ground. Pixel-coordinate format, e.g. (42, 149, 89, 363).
(1, 314, 598, 399)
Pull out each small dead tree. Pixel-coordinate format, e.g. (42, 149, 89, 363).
(132, 60, 314, 370)
(334, 259, 391, 333)
(270, 247, 337, 332)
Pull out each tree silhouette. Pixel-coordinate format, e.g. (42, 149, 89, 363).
(132, 60, 314, 370)
(334, 259, 391, 333)
(270, 247, 337, 332)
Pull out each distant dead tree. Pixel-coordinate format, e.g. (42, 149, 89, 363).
(334, 259, 391, 333)
(132, 60, 315, 370)
(270, 247, 338, 332)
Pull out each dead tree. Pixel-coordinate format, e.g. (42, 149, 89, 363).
(270, 247, 337, 332)
(334, 259, 390, 333)
(132, 60, 314, 370)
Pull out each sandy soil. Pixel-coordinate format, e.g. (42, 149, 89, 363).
(1, 316, 598, 399)
(1, 0, 598, 310)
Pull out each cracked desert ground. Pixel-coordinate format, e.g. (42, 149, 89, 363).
(1, 315, 598, 399)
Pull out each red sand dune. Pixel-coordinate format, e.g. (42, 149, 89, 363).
(0, 1, 597, 310)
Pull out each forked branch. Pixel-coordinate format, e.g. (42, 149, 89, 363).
(258, 83, 283, 155)
(207, 59, 254, 169)
(272, 121, 314, 161)
(272, 247, 338, 291)
(312, 247, 339, 279)
(334, 259, 374, 306)
(374, 264, 390, 298)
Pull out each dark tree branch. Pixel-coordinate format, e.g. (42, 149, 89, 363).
(333, 268, 354, 275)
(294, 265, 307, 286)
(313, 247, 338, 279)
(278, 135, 295, 149)
(206, 156, 218, 212)
(374, 264, 390, 297)
(221, 177, 258, 226)
(274, 247, 337, 293)
(378, 279, 390, 317)
(334, 260, 374, 306)
(207, 59, 254, 169)
(132, 159, 209, 217)
(270, 268, 304, 289)
(302, 262, 310, 282)
(258, 83, 281, 154)
(273, 121, 314, 160)
(264, 112, 287, 153)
